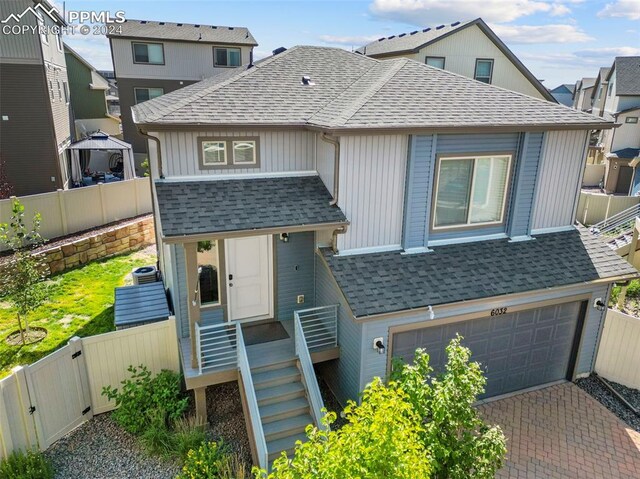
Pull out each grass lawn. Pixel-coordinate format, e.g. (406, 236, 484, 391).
(0, 248, 156, 378)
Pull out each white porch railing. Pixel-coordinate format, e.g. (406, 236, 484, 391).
(294, 305, 338, 351)
(194, 322, 237, 374)
(236, 323, 268, 470)
(294, 315, 329, 431)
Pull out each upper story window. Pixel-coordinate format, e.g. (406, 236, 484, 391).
(433, 154, 512, 230)
(474, 59, 494, 84)
(214, 47, 241, 67)
(425, 56, 445, 69)
(198, 137, 260, 169)
(134, 87, 164, 104)
(626, 117, 639, 124)
(132, 42, 165, 65)
(63, 81, 70, 104)
(55, 34, 63, 52)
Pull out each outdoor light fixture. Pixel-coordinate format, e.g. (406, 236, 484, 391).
(280, 233, 289, 243)
(373, 337, 385, 355)
(594, 298, 606, 311)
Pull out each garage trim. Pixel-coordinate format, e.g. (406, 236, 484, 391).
(386, 293, 591, 381)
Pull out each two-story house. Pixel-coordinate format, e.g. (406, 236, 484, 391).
(572, 77, 596, 112)
(107, 19, 258, 157)
(356, 17, 554, 101)
(550, 84, 575, 107)
(64, 44, 121, 138)
(132, 46, 636, 468)
(0, 0, 72, 195)
(590, 67, 611, 117)
(596, 57, 640, 194)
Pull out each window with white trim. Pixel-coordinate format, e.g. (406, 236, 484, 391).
(198, 137, 260, 169)
(202, 141, 227, 165)
(425, 56, 445, 69)
(474, 59, 494, 84)
(433, 154, 512, 229)
(132, 42, 164, 64)
(214, 47, 241, 67)
(134, 87, 164, 104)
(232, 140, 257, 164)
(626, 117, 638, 124)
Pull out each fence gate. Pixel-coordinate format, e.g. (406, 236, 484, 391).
(23, 338, 93, 450)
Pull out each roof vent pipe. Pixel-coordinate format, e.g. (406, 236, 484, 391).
(321, 132, 340, 206)
(301, 75, 315, 86)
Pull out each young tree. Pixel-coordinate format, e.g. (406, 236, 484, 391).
(259, 378, 432, 479)
(390, 336, 507, 479)
(0, 199, 48, 344)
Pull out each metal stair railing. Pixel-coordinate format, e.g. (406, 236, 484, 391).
(589, 203, 640, 239)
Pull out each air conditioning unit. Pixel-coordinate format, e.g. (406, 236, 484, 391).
(132, 266, 157, 285)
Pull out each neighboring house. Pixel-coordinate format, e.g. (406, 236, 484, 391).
(64, 44, 121, 138)
(596, 58, 640, 194)
(356, 18, 554, 101)
(550, 84, 575, 106)
(132, 46, 635, 467)
(97, 71, 121, 117)
(107, 19, 258, 156)
(0, 0, 72, 195)
(590, 67, 611, 117)
(572, 77, 596, 111)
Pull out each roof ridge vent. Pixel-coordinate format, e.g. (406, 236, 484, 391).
(229, 27, 234, 30)
(388, 35, 395, 39)
(176, 23, 183, 26)
(398, 33, 406, 37)
(212, 26, 217, 29)
(410, 30, 418, 35)
(378, 37, 385, 41)
(451, 21, 460, 26)
(159, 22, 165, 25)
(194, 24, 200, 28)
(140, 20, 147, 24)
(423, 27, 431, 32)
(301, 75, 315, 86)
(436, 24, 445, 29)
(272, 46, 286, 55)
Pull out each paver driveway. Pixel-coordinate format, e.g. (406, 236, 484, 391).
(477, 382, 640, 478)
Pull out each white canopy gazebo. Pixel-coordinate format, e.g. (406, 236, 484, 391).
(68, 131, 135, 186)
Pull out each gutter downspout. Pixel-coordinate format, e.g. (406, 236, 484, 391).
(321, 132, 340, 206)
(331, 225, 348, 254)
(138, 128, 164, 273)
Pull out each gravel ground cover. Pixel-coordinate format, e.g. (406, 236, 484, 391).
(575, 375, 640, 432)
(44, 414, 181, 479)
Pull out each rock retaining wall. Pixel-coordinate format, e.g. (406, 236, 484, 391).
(37, 216, 155, 275)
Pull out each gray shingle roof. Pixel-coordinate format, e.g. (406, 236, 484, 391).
(610, 56, 640, 96)
(155, 175, 347, 238)
(107, 19, 257, 46)
(132, 46, 611, 131)
(321, 228, 638, 318)
(611, 148, 640, 159)
(355, 20, 472, 57)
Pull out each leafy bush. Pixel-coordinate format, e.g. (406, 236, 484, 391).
(102, 365, 188, 435)
(178, 441, 242, 479)
(0, 449, 53, 479)
(262, 379, 432, 479)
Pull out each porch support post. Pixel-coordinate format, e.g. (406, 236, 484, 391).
(184, 242, 201, 369)
(194, 387, 208, 424)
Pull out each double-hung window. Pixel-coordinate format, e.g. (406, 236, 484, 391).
(425, 56, 445, 69)
(198, 137, 259, 169)
(134, 87, 164, 104)
(433, 154, 512, 229)
(474, 59, 494, 84)
(214, 47, 241, 67)
(132, 42, 164, 64)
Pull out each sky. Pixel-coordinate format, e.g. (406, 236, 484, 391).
(60, 0, 640, 87)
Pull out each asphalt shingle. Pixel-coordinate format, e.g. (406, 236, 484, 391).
(132, 46, 611, 131)
(611, 56, 640, 96)
(107, 19, 257, 45)
(321, 228, 638, 318)
(155, 175, 347, 238)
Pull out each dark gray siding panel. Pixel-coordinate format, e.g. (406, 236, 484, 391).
(508, 132, 544, 237)
(315, 254, 362, 406)
(402, 135, 434, 249)
(429, 132, 522, 242)
(276, 232, 316, 321)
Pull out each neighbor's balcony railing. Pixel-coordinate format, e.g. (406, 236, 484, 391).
(294, 305, 338, 351)
(194, 322, 237, 374)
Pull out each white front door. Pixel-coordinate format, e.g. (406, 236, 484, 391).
(225, 235, 273, 321)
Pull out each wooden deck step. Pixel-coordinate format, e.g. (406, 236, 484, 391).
(263, 413, 313, 441)
(267, 432, 308, 462)
(252, 366, 300, 390)
(260, 397, 310, 424)
(256, 381, 305, 406)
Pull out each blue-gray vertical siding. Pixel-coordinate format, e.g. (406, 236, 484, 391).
(402, 135, 435, 249)
(276, 232, 316, 321)
(507, 132, 544, 237)
(315, 254, 362, 406)
(576, 284, 610, 374)
(173, 244, 189, 338)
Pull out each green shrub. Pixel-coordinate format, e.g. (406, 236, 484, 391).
(178, 441, 230, 479)
(173, 415, 207, 460)
(141, 408, 176, 458)
(102, 365, 188, 435)
(0, 449, 53, 479)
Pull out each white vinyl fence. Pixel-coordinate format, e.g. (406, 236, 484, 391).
(0, 178, 152, 246)
(595, 309, 640, 390)
(576, 191, 640, 226)
(0, 318, 179, 459)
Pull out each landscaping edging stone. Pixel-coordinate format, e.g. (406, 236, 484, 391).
(0, 216, 155, 277)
